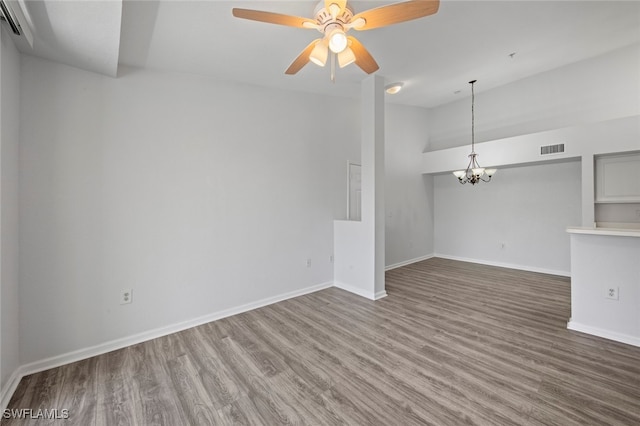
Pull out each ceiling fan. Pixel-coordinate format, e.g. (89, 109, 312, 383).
(232, 0, 440, 79)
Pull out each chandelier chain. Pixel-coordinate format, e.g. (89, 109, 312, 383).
(470, 79, 476, 153)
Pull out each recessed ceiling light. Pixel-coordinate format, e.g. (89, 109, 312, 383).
(385, 82, 404, 94)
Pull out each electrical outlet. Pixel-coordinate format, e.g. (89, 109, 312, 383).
(120, 289, 133, 305)
(306, 259, 312, 268)
(605, 286, 619, 300)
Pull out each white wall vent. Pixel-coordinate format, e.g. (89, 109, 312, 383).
(0, 0, 33, 47)
(0, 0, 21, 35)
(540, 143, 565, 156)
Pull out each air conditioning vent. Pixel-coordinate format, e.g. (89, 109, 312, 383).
(540, 143, 565, 156)
(0, 0, 21, 36)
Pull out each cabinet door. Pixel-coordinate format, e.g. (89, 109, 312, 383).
(595, 153, 640, 203)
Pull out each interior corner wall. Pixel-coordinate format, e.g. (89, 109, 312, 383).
(0, 27, 21, 391)
(429, 43, 639, 275)
(18, 56, 360, 365)
(385, 104, 433, 267)
(434, 161, 581, 275)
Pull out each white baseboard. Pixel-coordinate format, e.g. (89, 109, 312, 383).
(434, 253, 571, 277)
(567, 321, 640, 348)
(5, 280, 333, 405)
(0, 369, 23, 412)
(385, 253, 434, 271)
(334, 281, 382, 300)
(374, 290, 388, 300)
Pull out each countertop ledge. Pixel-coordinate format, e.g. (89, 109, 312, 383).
(567, 227, 640, 238)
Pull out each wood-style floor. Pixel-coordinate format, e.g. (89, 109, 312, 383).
(4, 258, 640, 425)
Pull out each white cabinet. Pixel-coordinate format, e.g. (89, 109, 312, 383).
(595, 153, 640, 203)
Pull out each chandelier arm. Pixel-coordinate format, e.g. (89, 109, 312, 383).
(465, 156, 474, 180)
(470, 153, 481, 169)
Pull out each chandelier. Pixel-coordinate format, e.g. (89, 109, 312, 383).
(453, 80, 496, 185)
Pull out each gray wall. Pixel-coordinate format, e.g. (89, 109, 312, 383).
(385, 104, 433, 267)
(434, 161, 581, 275)
(0, 26, 21, 391)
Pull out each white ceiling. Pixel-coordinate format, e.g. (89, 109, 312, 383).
(9, 0, 640, 108)
(11, 0, 122, 76)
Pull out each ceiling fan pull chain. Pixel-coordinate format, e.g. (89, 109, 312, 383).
(331, 52, 336, 83)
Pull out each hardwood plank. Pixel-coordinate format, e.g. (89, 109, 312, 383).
(124, 342, 184, 426)
(180, 327, 242, 411)
(216, 395, 266, 426)
(281, 294, 533, 424)
(3, 257, 640, 425)
(262, 300, 479, 424)
(55, 357, 98, 425)
(94, 348, 137, 426)
(166, 354, 221, 425)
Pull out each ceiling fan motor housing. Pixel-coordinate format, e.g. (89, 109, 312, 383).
(314, 3, 354, 31)
(313, 3, 354, 54)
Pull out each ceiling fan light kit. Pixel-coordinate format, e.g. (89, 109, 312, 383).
(328, 27, 348, 53)
(310, 39, 329, 66)
(232, 0, 440, 79)
(338, 47, 356, 68)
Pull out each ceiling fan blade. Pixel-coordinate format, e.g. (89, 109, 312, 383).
(285, 40, 321, 75)
(232, 8, 316, 29)
(347, 37, 379, 74)
(352, 0, 440, 31)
